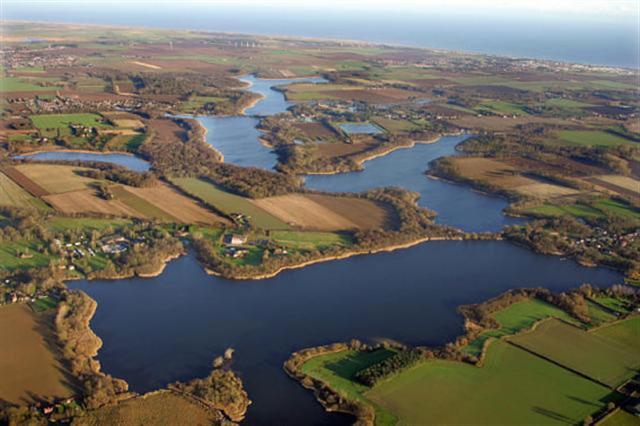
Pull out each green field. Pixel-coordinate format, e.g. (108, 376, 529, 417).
(30, 113, 112, 131)
(592, 296, 633, 315)
(463, 298, 579, 356)
(599, 409, 640, 426)
(301, 349, 398, 425)
(543, 98, 592, 110)
(372, 117, 419, 133)
(0, 172, 49, 210)
(368, 340, 613, 425)
(171, 177, 290, 230)
(587, 301, 618, 326)
(509, 319, 640, 387)
(1, 76, 62, 92)
(270, 230, 352, 251)
(47, 217, 132, 232)
(552, 130, 635, 147)
(592, 316, 640, 353)
(30, 296, 59, 313)
(522, 199, 640, 222)
(0, 240, 57, 271)
(477, 100, 527, 116)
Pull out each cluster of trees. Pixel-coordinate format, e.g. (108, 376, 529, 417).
(354, 350, 422, 387)
(79, 166, 157, 188)
(130, 72, 241, 95)
(169, 362, 250, 422)
(458, 132, 637, 175)
(55, 291, 131, 409)
(141, 118, 302, 197)
(504, 215, 640, 279)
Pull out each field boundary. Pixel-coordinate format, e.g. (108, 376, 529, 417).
(0, 165, 50, 197)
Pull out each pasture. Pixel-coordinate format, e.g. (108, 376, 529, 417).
(0, 304, 76, 404)
(592, 316, 640, 353)
(171, 177, 290, 230)
(30, 113, 111, 131)
(367, 340, 612, 426)
(463, 298, 578, 356)
(0, 240, 57, 271)
(74, 391, 219, 426)
(270, 230, 353, 251)
(551, 130, 634, 147)
(599, 409, 640, 426)
(252, 193, 396, 231)
(508, 319, 640, 387)
(301, 349, 397, 425)
(1, 76, 62, 92)
(522, 198, 640, 222)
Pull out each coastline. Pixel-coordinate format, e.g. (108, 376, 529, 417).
(204, 235, 463, 281)
(15, 147, 141, 157)
(188, 118, 225, 162)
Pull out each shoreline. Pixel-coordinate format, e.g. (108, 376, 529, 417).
(188, 118, 225, 162)
(299, 138, 440, 176)
(15, 147, 141, 157)
(204, 235, 463, 281)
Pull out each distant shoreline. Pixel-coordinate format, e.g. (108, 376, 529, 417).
(3, 19, 634, 71)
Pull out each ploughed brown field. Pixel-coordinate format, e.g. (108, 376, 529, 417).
(325, 88, 416, 104)
(451, 157, 580, 198)
(14, 164, 98, 194)
(314, 138, 380, 159)
(293, 122, 338, 139)
(122, 184, 230, 225)
(0, 165, 50, 197)
(0, 304, 77, 404)
(251, 193, 397, 231)
(584, 175, 640, 201)
(42, 189, 142, 217)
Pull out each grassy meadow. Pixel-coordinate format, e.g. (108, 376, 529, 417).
(462, 298, 579, 356)
(368, 341, 613, 426)
(301, 349, 398, 425)
(509, 319, 640, 388)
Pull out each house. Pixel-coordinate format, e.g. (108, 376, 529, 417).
(224, 234, 248, 246)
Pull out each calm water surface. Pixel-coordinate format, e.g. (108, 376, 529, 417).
(14, 151, 151, 172)
(192, 75, 325, 169)
(69, 242, 622, 425)
(305, 135, 522, 232)
(194, 76, 518, 232)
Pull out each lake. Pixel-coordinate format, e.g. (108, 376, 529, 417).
(191, 75, 325, 170)
(192, 75, 519, 232)
(69, 242, 622, 425)
(14, 151, 151, 172)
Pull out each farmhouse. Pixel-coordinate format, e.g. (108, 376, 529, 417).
(224, 234, 248, 246)
(100, 236, 129, 254)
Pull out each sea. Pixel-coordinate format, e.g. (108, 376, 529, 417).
(4, 2, 639, 69)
